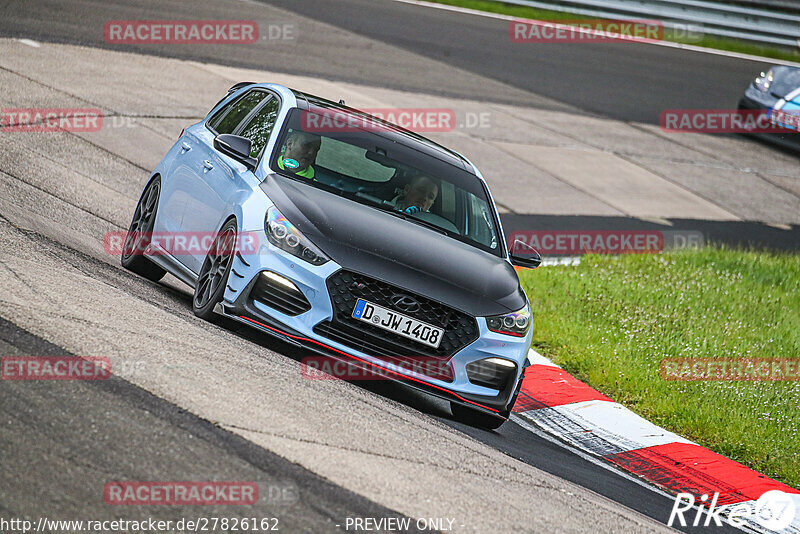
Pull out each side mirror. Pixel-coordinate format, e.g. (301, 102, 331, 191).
(213, 134, 258, 171)
(509, 238, 542, 269)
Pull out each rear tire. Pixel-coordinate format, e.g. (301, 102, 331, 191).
(450, 402, 507, 430)
(193, 219, 237, 320)
(121, 177, 166, 282)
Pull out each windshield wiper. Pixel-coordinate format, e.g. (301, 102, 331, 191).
(404, 215, 450, 236)
(351, 193, 406, 218)
(349, 192, 450, 236)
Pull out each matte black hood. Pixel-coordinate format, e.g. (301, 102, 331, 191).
(260, 175, 525, 316)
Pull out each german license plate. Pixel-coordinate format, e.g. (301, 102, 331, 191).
(352, 298, 443, 349)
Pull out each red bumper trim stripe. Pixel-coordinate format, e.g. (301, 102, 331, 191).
(237, 315, 500, 413)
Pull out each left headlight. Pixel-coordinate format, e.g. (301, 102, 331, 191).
(486, 305, 532, 337)
(265, 206, 329, 266)
(754, 69, 774, 92)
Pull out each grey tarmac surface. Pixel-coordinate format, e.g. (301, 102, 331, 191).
(0, 0, 796, 532)
(0, 38, 677, 534)
(0, 32, 675, 534)
(0, 0, 786, 123)
(2, 0, 799, 238)
(0, 175, 673, 533)
(0, 316, 428, 533)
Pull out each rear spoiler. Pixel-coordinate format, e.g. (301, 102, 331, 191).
(227, 81, 257, 94)
(209, 82, 257, 114)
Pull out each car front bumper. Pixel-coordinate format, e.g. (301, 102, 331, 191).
(220, 235, 532, 417)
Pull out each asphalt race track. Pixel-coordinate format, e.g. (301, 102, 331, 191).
(0, 0, 797, 532)
(0, 0, 780, 123)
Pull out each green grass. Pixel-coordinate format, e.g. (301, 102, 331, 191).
(517, 247, 800, 488)
(427, 0, 800, 63)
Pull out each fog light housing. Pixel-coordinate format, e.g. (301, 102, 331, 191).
(466, 357, 517, 390)
(250, 270, 311, 316)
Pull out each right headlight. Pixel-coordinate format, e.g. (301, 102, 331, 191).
(265, 206, 329, 266)
(486, 305, 532, 337)
(754, 69, 774, 92)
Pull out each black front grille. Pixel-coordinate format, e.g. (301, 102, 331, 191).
(314, 270, 478, 360)
(250, 272, 311, 316)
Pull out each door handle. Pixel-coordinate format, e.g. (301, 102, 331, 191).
(202, 160, 214, 172)
(180, 142, 192, 152)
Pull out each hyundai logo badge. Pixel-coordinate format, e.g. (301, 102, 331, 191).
(390, 294, 420, 313)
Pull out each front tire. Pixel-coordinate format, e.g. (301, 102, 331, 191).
(450, 402, 507, 430)
(193, 219, 237, 320)
(121, 177, 166, 282)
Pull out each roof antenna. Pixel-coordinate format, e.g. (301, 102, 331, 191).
(339, 99, 346, 105)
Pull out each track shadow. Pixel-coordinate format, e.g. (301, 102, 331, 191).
(179, 294, 456, 422)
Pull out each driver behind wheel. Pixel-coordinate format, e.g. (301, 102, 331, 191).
(390, 174, 439, 214)
(277, 131, 321, 179)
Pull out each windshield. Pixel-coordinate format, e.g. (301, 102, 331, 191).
(269, 107, 501, 255)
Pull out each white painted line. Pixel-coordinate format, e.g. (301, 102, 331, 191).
(527, 348, 560, 367)
(517, 399, 694, 454)
(389, 0, 800, 67)
(18, 39, 40, 48)
(510, 413, 680, 495)
(513, 413, 758, 533)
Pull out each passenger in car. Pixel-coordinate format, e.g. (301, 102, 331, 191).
(390, 174, 439, 214)
(277, 131, 321, 179)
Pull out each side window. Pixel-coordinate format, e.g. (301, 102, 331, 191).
(467, 194, 498, 249)
(237, 98, 280, 158)
(438, 181, 456, 222)
(208, 91, 268, 135)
